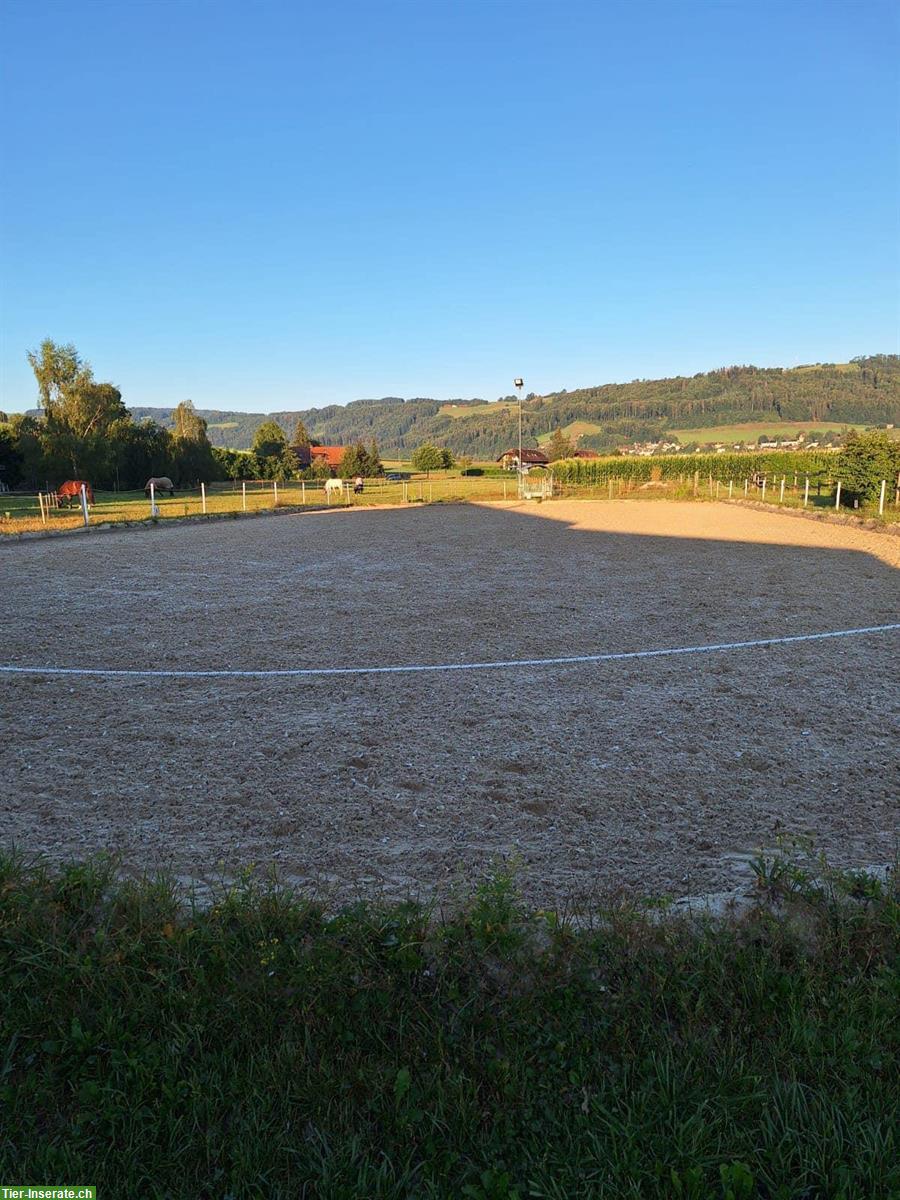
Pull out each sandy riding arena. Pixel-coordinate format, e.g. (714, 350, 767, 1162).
(2, 499, 898, 907)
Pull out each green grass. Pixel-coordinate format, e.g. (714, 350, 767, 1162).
(669, 421, 891, 445)
(537, 420, 604, 446)
(1, 850, 896, 1198)
(0, 476, 523, 534)
(439, 402, 517, 419)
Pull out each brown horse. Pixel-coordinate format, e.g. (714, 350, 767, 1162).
(57, 480, 94, 507)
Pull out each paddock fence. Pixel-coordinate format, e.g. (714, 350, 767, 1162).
(3, 467, 898, 536)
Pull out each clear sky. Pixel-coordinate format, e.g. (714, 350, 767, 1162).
(1, 0, 898, 414)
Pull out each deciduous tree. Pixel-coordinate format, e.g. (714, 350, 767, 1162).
(411, 443, 445, 476)
(546, 428, 574, 461)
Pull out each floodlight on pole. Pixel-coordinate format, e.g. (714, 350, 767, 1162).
(514, 378, 524, 496)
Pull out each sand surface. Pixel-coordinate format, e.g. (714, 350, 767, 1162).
(2, 499, 898, 907)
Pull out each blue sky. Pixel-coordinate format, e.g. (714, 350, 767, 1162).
(1, 0, 898, 414)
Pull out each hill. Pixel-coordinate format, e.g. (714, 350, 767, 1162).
(121, 355, 899, 455)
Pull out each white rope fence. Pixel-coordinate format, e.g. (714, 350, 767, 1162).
(2, 624, 898, 680)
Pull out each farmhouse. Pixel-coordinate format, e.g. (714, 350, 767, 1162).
(308, 446, 346, 470)
(497, 448, 550, 471)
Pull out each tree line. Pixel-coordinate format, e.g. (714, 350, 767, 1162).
(114, 356, 900, 459)
(0, 341, 393, 490)
(0, 341, 220, 491)
(4, 345, 898, 491)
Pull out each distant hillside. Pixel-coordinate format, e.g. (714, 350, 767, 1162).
(124, 355, 899, 456)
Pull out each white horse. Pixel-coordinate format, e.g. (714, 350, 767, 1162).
(324, 478, 345, 502)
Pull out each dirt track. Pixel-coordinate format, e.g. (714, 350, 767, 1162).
(2, 499, 898, 907)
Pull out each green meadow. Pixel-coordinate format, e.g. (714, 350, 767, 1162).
(0, 851, 896, 1199)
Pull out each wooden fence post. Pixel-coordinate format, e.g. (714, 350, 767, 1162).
(242, 481, 247, 512)
(803, 477, 809, 508)
(273, 480, 278, 507)
(879, 479, 886, 516)
(80, 483, 89, 527)
(201, 482, 207, 514)
(779, 478, 785, 503)
(835, 481, 841, 509)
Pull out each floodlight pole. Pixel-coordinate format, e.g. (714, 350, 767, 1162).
(514, 377, 524, 496)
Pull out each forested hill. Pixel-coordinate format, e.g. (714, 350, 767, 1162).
(126, 356, 900, 455)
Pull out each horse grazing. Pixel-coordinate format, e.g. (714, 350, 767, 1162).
(324, 478, 345, 502)
(57, 480, 94, 507)
(145, 477, 176, 497)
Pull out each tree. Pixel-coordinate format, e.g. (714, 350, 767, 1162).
(26, 339, 86, 414)
(340, 442, 371, 478)
(252, 420, 288, 460)
(546, 428, 574, 461)
(292, 416, 311, 447)
(270, 447, 300, 481)
(837, 431, 900, 504)
(0, 422, 23, 488)
(171, 400, 216, 485)
(212, 447, 256, 481)
(411, 443, 445, 476)
(7, 415, 47, 487)
(26, 339, 130, 478)
(172, 399, 207, 441)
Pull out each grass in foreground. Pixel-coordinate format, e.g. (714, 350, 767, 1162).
(0, 852, 897, 1199)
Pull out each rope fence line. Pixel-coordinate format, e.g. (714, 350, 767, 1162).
(2, 624, 898, 681)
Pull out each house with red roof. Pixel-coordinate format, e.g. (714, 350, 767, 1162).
(308, 446, 346, 470)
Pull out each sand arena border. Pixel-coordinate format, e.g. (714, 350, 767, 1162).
(2, 499, 898, 906)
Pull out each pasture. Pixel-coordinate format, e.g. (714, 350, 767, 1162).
(0, 475, 521, 535)
(2, 499, 897, 908)
(668, 419, 892, 445)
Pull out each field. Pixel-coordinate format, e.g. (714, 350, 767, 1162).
(2, 499, 897, 908)
(669, 420, 890, 444)
(0, 475, 519, 535)
(439, 401, 516, 418)
(537, 419, 604, 445)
